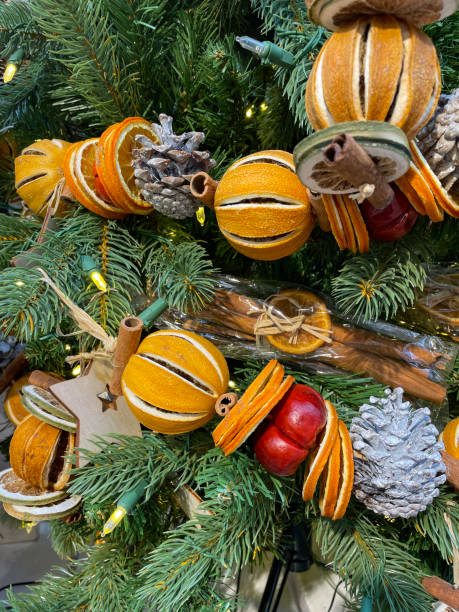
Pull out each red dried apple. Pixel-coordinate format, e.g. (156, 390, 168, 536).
(254, 384, 327, 476)
(361, 184, 418, 242)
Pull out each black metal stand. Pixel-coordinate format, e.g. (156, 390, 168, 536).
(258, 518, 312, 612)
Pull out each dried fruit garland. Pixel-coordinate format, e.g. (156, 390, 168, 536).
(295, 6, 459, 252)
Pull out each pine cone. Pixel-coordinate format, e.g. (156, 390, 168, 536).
(350, 388, 446, 518)
(132, 114, 215, 219)
(417, 89, 459, 200)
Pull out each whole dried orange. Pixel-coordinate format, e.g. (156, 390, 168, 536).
(441, 417, 459, 461)
(14, 139, 74, 217)
(214, 150, 314, 261)
(306, 16, 441, 139)
(122, 330, 229, 435)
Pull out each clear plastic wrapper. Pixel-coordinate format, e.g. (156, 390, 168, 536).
(399, 264, 459, 343)
(156, 275, 458, 419)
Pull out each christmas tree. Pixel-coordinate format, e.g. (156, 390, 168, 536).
(0, 1, 458, 610)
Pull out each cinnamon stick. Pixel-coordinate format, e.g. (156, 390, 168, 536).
(0, 350, 27, 393)
(422, 576, 459, 609)
(323, 133, 394, 209)
(318, 343, 446, 404)
(109, 316, 143, 396)
(29, 370, 62, 390)
(331, 324, 441, 368)
(214, 290, 262, 317)
(190, 172, 218, 209)
(198, 305, 257, 335)
(441, 451, 459, 490)
(182, 319, 255, 342)
(310, 193, 331, 232)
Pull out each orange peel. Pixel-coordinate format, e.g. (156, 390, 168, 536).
(332, 420, 354, 520)
(302, 400, 339, 500)
(319, 432, 341, 517)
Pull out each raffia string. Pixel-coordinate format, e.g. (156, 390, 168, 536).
(349, 182, 375, 204)
(253, 295, 332, 345)
(38, 268, 117, 363)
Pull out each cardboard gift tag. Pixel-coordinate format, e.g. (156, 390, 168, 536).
(49, 359, 142, 467)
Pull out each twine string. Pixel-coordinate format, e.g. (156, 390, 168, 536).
(349, 182, 375, 204)
(38, 268, 117, 363)
(253, 295, 332, 345)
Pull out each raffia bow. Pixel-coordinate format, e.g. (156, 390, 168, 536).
(253, 295, 332, 346)
(38, 268, 117, 364)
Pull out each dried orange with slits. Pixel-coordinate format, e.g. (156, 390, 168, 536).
(441, 417, 459, 461)
(265, 289, 331, 355)
(122, 330, 229, 435)
(306, 16, 441, 139)
(96, 117, 158, 214)
(214, 151, 315, 261)
(15, 139, 75, 217)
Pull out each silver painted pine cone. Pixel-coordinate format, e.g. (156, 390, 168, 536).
(350, 388, 446, 518)
(417, 89, 459, 200)
(132, 114, 215, 219)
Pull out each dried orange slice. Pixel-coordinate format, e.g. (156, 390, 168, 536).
(321, 194, 347, 250)
(4, 374, 31, 426)
(335, 195, 357, 253)
(442, 417, 459, 461)
(410, 141, 458, 218)
(319, 432, 341, 517)
(216, 363, 285, 450)
(396, 164, 427, 215)
(303, 400, 339, 500)
(221, 375, 295, 455)
(98, 117, 157, 214)
(265, 289, 331, 355)
(212, 360, 279, 446)
(63, 140, 127, 219)
(332, 420, 354, 520)
(342, 195, 369, 253)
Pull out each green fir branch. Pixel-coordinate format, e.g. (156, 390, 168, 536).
(30, 0, 141, 126)
(331, 245, 427, 322)
(49, 517, 93, 559)
(0, 213, 41, 268)
(144, 238, 218, 312)
(136, 449, 288, 611)
(251, 0, 326, 128)
(313, 509, 434, 612)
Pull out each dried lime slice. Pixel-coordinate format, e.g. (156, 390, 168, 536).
(0, 468, 67, 506)
(308, 0, 457, 30)
(22, 386, 77, 433)
(3, 495, 81, 522)
(293, 121, 410, 194)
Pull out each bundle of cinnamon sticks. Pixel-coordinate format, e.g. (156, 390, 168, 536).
(178, 288, 450, 405)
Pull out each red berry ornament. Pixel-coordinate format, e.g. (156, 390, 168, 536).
(254, 384, 327, 476)
(361, 184, 418, 242)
